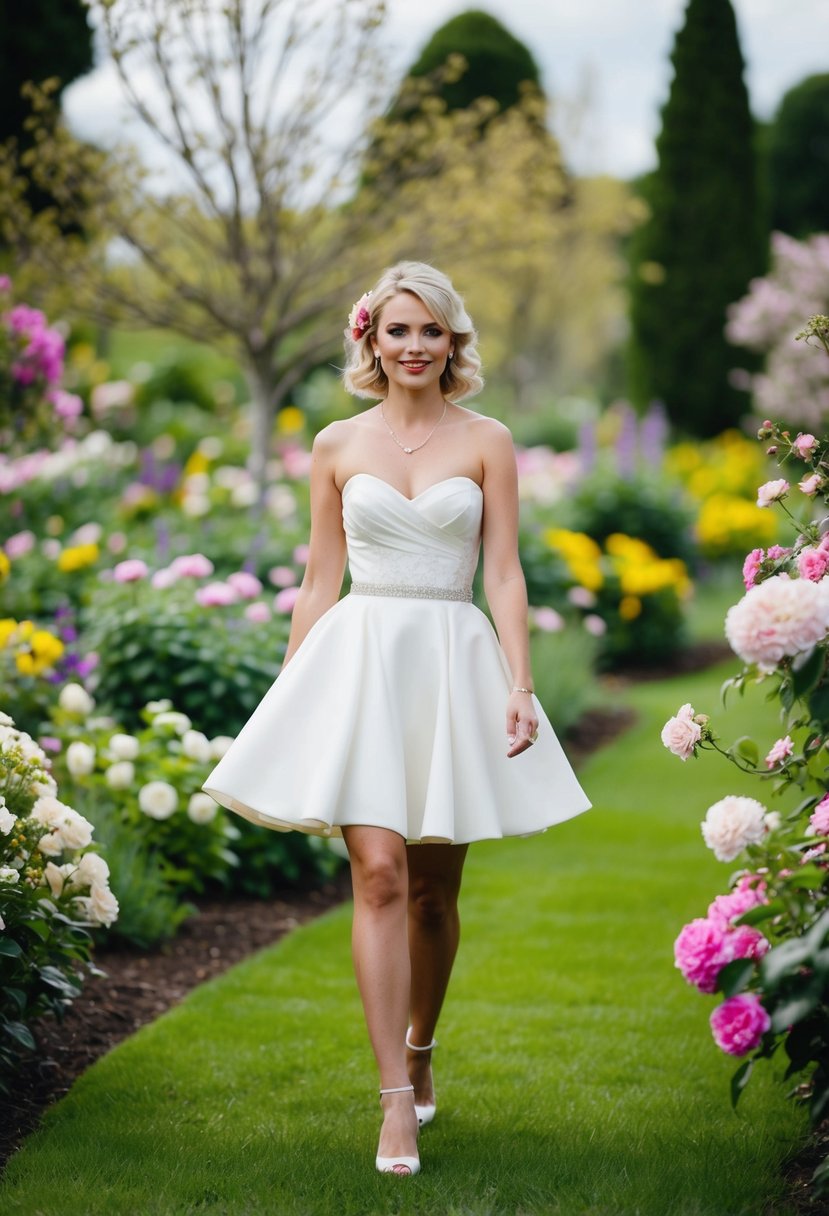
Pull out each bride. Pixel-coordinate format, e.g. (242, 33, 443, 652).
(202, 261, 590, 1176)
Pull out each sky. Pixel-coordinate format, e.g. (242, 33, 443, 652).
(63, 0, 829, 179)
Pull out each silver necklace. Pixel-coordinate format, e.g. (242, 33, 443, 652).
(379, 400, 447, 454)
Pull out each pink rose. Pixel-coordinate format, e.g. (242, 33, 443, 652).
(532, 606, 565, 632)
(583, 614, 607, 637)
(799, 473, 822, 496)
(798, 547, 829, 582)
(709, 994, 771, 1056)
(764, 735, 793, 769)
(151, 567, 178, 589)
(756, 479, 789, 507)
(244, 601, 271, 622)
(809, 794, 829, 836)
(113, 559, 149, 583)
(227, 570, 263, 599)
(195, 581, 239, 607)
(170, 553, 214, 578)
(661, 703, 702, 761)
(793, 433, 817, 459)
(674, 918, 731, 993)
(269, 565, 297, 588)
(766, 545, 791, 561)
(742, 548, 763, 590)
(274, 586, 300, 614)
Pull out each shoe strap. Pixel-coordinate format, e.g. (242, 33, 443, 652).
(379, 1084, 415, 1095)
(406, 1027, 438, 1052)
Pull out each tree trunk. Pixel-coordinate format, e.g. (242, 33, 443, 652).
(244, 359, 281, 517)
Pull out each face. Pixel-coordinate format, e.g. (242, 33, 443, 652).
(372, 292, 454, 393)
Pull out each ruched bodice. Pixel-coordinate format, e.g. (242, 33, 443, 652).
(342, 474, 482, 594)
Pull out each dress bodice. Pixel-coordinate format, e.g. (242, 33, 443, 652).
(341, 474, 483, 594)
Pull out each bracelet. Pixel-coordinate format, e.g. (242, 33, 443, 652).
(512, 686, 534, 695)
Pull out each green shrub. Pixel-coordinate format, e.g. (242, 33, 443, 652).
(529, 622, 599, 735)
(567, 472, 697, 566)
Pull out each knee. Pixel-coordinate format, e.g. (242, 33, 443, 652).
(409, 880, 456, 930)
(356, 856, 406, 911)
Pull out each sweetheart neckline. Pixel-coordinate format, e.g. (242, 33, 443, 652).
(341, 472, 483, 503)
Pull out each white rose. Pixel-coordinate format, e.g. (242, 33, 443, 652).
(87, 716, 116, 731)
(108, 733, 140, 760)
(187, 793, 218, 824)
(0, 711, 13, 725)
(44, 860, 67, 897)
(89, 884, 119, 926)
(66, 741, 96, 777)
(660, 703, 702, 761)
(209, 735, 234, 760)
(152, 711, 191, 736)
(58, 683, 95, 715)
(31, 795, 72, 828)
(55, 809, 94, 851)
(0, 865, 19, 883)
(77, 851, 110, 887)
(701, 795, 768, 862)
(765, 811, 782, 832)
(138, 780, 178, 820)
(181, 730, 211, 763)
(30, 774, 58, 796)
(105, 761, 135, 790)
(0, 804, 16, 834)
(36, 831, 63, 858)
(145, 699, 173, 715)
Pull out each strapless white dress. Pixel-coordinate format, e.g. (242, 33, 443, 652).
(201, 474, 591, 843)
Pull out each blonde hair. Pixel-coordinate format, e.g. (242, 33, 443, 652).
(342, 261, 484, 401)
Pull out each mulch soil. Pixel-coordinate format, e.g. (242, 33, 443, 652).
(7, 637, 820, 1202)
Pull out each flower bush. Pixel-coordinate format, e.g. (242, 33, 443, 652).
(0, 708, 118, 1090)
(660, 318, 829, 1196)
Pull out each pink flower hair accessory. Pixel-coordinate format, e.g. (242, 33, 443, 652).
(348, 291, 372, 341)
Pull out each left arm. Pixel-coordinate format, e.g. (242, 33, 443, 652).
(479, 420, 538, 758)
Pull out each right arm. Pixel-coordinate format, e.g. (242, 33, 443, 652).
(280, 426, 347, 669)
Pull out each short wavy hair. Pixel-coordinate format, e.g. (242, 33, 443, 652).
(342, 261, 484, 401)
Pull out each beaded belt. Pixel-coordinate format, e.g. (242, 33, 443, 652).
(350, 581, 473, 603)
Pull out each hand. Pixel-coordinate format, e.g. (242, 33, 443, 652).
(506, 689, 538, 758)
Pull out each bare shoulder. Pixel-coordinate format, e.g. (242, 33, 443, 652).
(452, 408, 515, 470)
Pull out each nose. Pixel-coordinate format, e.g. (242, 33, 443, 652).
(405, 336, 424, 355)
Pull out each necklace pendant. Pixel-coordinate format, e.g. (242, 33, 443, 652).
(403, 446, 413, 454)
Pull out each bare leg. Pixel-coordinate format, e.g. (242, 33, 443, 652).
(406, 842, 469, 1105)
(342, 825, 419, 1172)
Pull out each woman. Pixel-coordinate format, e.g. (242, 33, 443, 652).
(202, 261, 591, 1177)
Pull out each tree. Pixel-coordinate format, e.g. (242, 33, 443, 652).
(627, 0, 765, 436)
(0, 0, 93, 142)
(767, 74, 829, 238)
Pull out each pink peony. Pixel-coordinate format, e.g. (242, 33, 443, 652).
(799, 473, 822, 496)
(756, 479, 789, 507)
(151, 567, 178, 589)
(766, 545, 791, 561)
(195, 581, 239, 607)
(269, 565, 297, 588)
(292, 543, 310, 565)
(728, 924, 770, 962)
(708, 883, 768, 931)
(274, 586, 300, 614)
(674, 918, 732, 993)
(765, 735, 793, 768)
(725, 575, 829, 672)
(49, 389, 83, 421)
(170, 553, 214, 578)
(5, 530, 35, 559)
(532, 606, 565, 632)
(793, 433, 818, 458)
(583, 614, 607, 637)
(742, 548, 764, 590)
(227, 571, 263, 599)
(798, 547, 828, 582)
(113, 559, 149, 583)
(809, 794, 829, 836)
(710, 994, 771, 1056)
(701, 795, 768, 862)
(244, 601, 271, 622)
(661, 703, 702, 760)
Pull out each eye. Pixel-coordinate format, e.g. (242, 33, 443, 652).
(386, 326, 405, 336)
(425, 327, 443, 337)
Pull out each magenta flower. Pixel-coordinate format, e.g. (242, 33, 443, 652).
(766, 545, 791, 560)
(49, 389, 83, 421)
(756, 479, 789, 507)
(227, 570, 263, 599)
(674, 918, 732, 993)
(38, 736, 62, 753)
(798, 547, 829, 582)
(0, 275, 11, 293)
(707, 883, 768, 931)
(728, 924, 770, 962)
(809, 794, 829, 836)
(793, 433, 818, 458)
(710, 994, 770, 1056)
(742, 548, 764, 590)
(764, 735, 794, 769)
(113, 559, 149, 583)
(195, 581, 239, 607)
(274, 586, 300, 614)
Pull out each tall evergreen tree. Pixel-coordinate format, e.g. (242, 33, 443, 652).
(627, 0, 765, 436)
(0, 1, 94, 142)
(767, 74, 829, 238)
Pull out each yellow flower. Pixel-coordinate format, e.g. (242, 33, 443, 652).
(0, 619, 18, 647)
(14, 628, 64, 676)
(183, 449, 210, 477)
(696, 494, 777, 558)
(619, 595, 642, 621)
(0, 552, 9, 584)
(57, 543, 100, 572)
(544, 529, 604, 590)
(277, 406, 305, 435)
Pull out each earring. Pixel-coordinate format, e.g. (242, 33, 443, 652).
(448, 352, 454, 360)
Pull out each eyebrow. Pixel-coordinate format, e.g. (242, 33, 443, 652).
(384, 320, 442, 328)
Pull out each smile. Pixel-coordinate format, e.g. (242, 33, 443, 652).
(399, 361, 430, 371)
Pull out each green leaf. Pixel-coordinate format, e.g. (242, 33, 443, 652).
(760, 937, 813, 989)
(787, 865, 828, 890)
(771, 989, 822, 1033)
(730, 1059, 753, 1108)
(736, 899, 784, 926)
(793, 648, 825, 698)
(4, 987, 26, 1013)
(730, 736, 759, 766)
(0, 938, 22, 957)
(809, 683, 829, 725)
(2, 1021, 36, 1050)
(716, 958, 755, 996)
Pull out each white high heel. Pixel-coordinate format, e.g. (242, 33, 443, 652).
(375, 1084, 420, 1177)
(406, 1026, 437, 1126)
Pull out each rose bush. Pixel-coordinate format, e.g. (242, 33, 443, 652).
(660, 320, 829, 1196)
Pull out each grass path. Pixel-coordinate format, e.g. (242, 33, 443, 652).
(0, 657, 808, 1215)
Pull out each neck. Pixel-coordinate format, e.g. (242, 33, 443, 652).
(382, 386, 446, 426)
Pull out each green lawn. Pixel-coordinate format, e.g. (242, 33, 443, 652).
(0, 646, 807, 1215)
